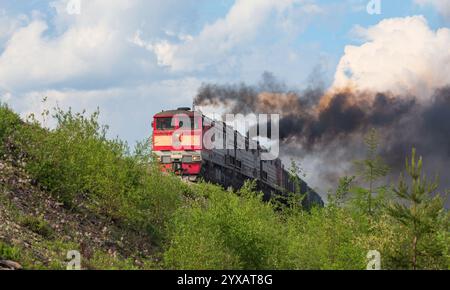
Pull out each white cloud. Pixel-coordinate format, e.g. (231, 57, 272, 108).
(0, 0, 203, 92)
(333, 16, 450, 99)
(0, 0, 324, 93)
(0, 9, 29, 46)
(415, 0, 450, 20)
(0, 20, 119, 91)
(0, 0, 207, 144)
(0, 0, 325, 144)
(130, 30, 182, 67)
(139, 0, 322, 72)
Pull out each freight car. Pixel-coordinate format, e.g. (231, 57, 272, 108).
(151, 107, 323, 208)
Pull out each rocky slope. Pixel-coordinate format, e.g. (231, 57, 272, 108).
(0, 158, 157, 270)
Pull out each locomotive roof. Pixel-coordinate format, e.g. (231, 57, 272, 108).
(154, 109, 200, 117)
(154, 108, 273, 155)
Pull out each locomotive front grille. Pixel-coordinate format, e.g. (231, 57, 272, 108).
(182, 155, 193, 163)
(159, 154, 201, 164)
(161, 156, 171, 164)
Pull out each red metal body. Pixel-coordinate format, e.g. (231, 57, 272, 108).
(152, 109, 203, 176)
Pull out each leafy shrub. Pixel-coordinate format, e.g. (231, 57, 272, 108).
(17, 109, 130, 209)
(9, 107, 184, 240)
(20, 216, 54, 239)
(436, 228, 450, 270)
(164, 182, 287, 269)
(283, 206, 367, 270)
(0, 241, 21, 261)
(0, 103, 22, 155)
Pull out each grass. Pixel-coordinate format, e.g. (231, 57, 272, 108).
(19, 216, 54, 239)
(0, 241, 21, 261)
(0, 102, 448, 270)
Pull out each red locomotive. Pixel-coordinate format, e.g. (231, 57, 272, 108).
(152, 107, 323, 207)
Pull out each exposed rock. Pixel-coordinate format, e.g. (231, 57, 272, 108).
(0, 260, 23, 270)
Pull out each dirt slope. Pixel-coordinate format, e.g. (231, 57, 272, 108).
(0, 159, 157, 270)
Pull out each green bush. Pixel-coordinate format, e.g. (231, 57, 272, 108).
(9, 107, 184, 240)
(0, 241, 21, 261)
(0, 103, 22, 155)
(164, 182, 287, 269)
(437, 228, 450, 270)
(20, 216, 54, 239)
(283, 207, 367, 270)
(17, 109, 132, 210)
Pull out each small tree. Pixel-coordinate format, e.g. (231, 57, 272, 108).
(328, 176, 355, 207)
(387, 148, 448, 269)
(353, 128, 389, 215)
(286, 159, 306, 212)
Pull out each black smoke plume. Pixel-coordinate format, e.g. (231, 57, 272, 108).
(194, 73, 450, 204)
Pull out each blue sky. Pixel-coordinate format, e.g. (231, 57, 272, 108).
(0, 0, 449, 146)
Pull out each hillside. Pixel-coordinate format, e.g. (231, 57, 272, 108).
(0, 103, 449, 270)
(0, 158, 157, 269)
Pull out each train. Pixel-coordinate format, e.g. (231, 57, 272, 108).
(151, 107, 324, 208)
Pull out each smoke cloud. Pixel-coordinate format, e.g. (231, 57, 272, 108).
(194, 16, 450, 206)
(194, 74, 450, 204)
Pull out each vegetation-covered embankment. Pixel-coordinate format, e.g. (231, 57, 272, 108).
(0, 103, 448, 270)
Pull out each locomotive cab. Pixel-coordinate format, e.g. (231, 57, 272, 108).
(152, 108, 203, 179)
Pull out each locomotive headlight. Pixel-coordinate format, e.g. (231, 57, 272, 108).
(192, 155, 202, 162)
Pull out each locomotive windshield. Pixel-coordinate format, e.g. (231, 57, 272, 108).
(156, 116, 200, 130)
(178, 117, 200, 130)
(156, 117, 175, 130)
